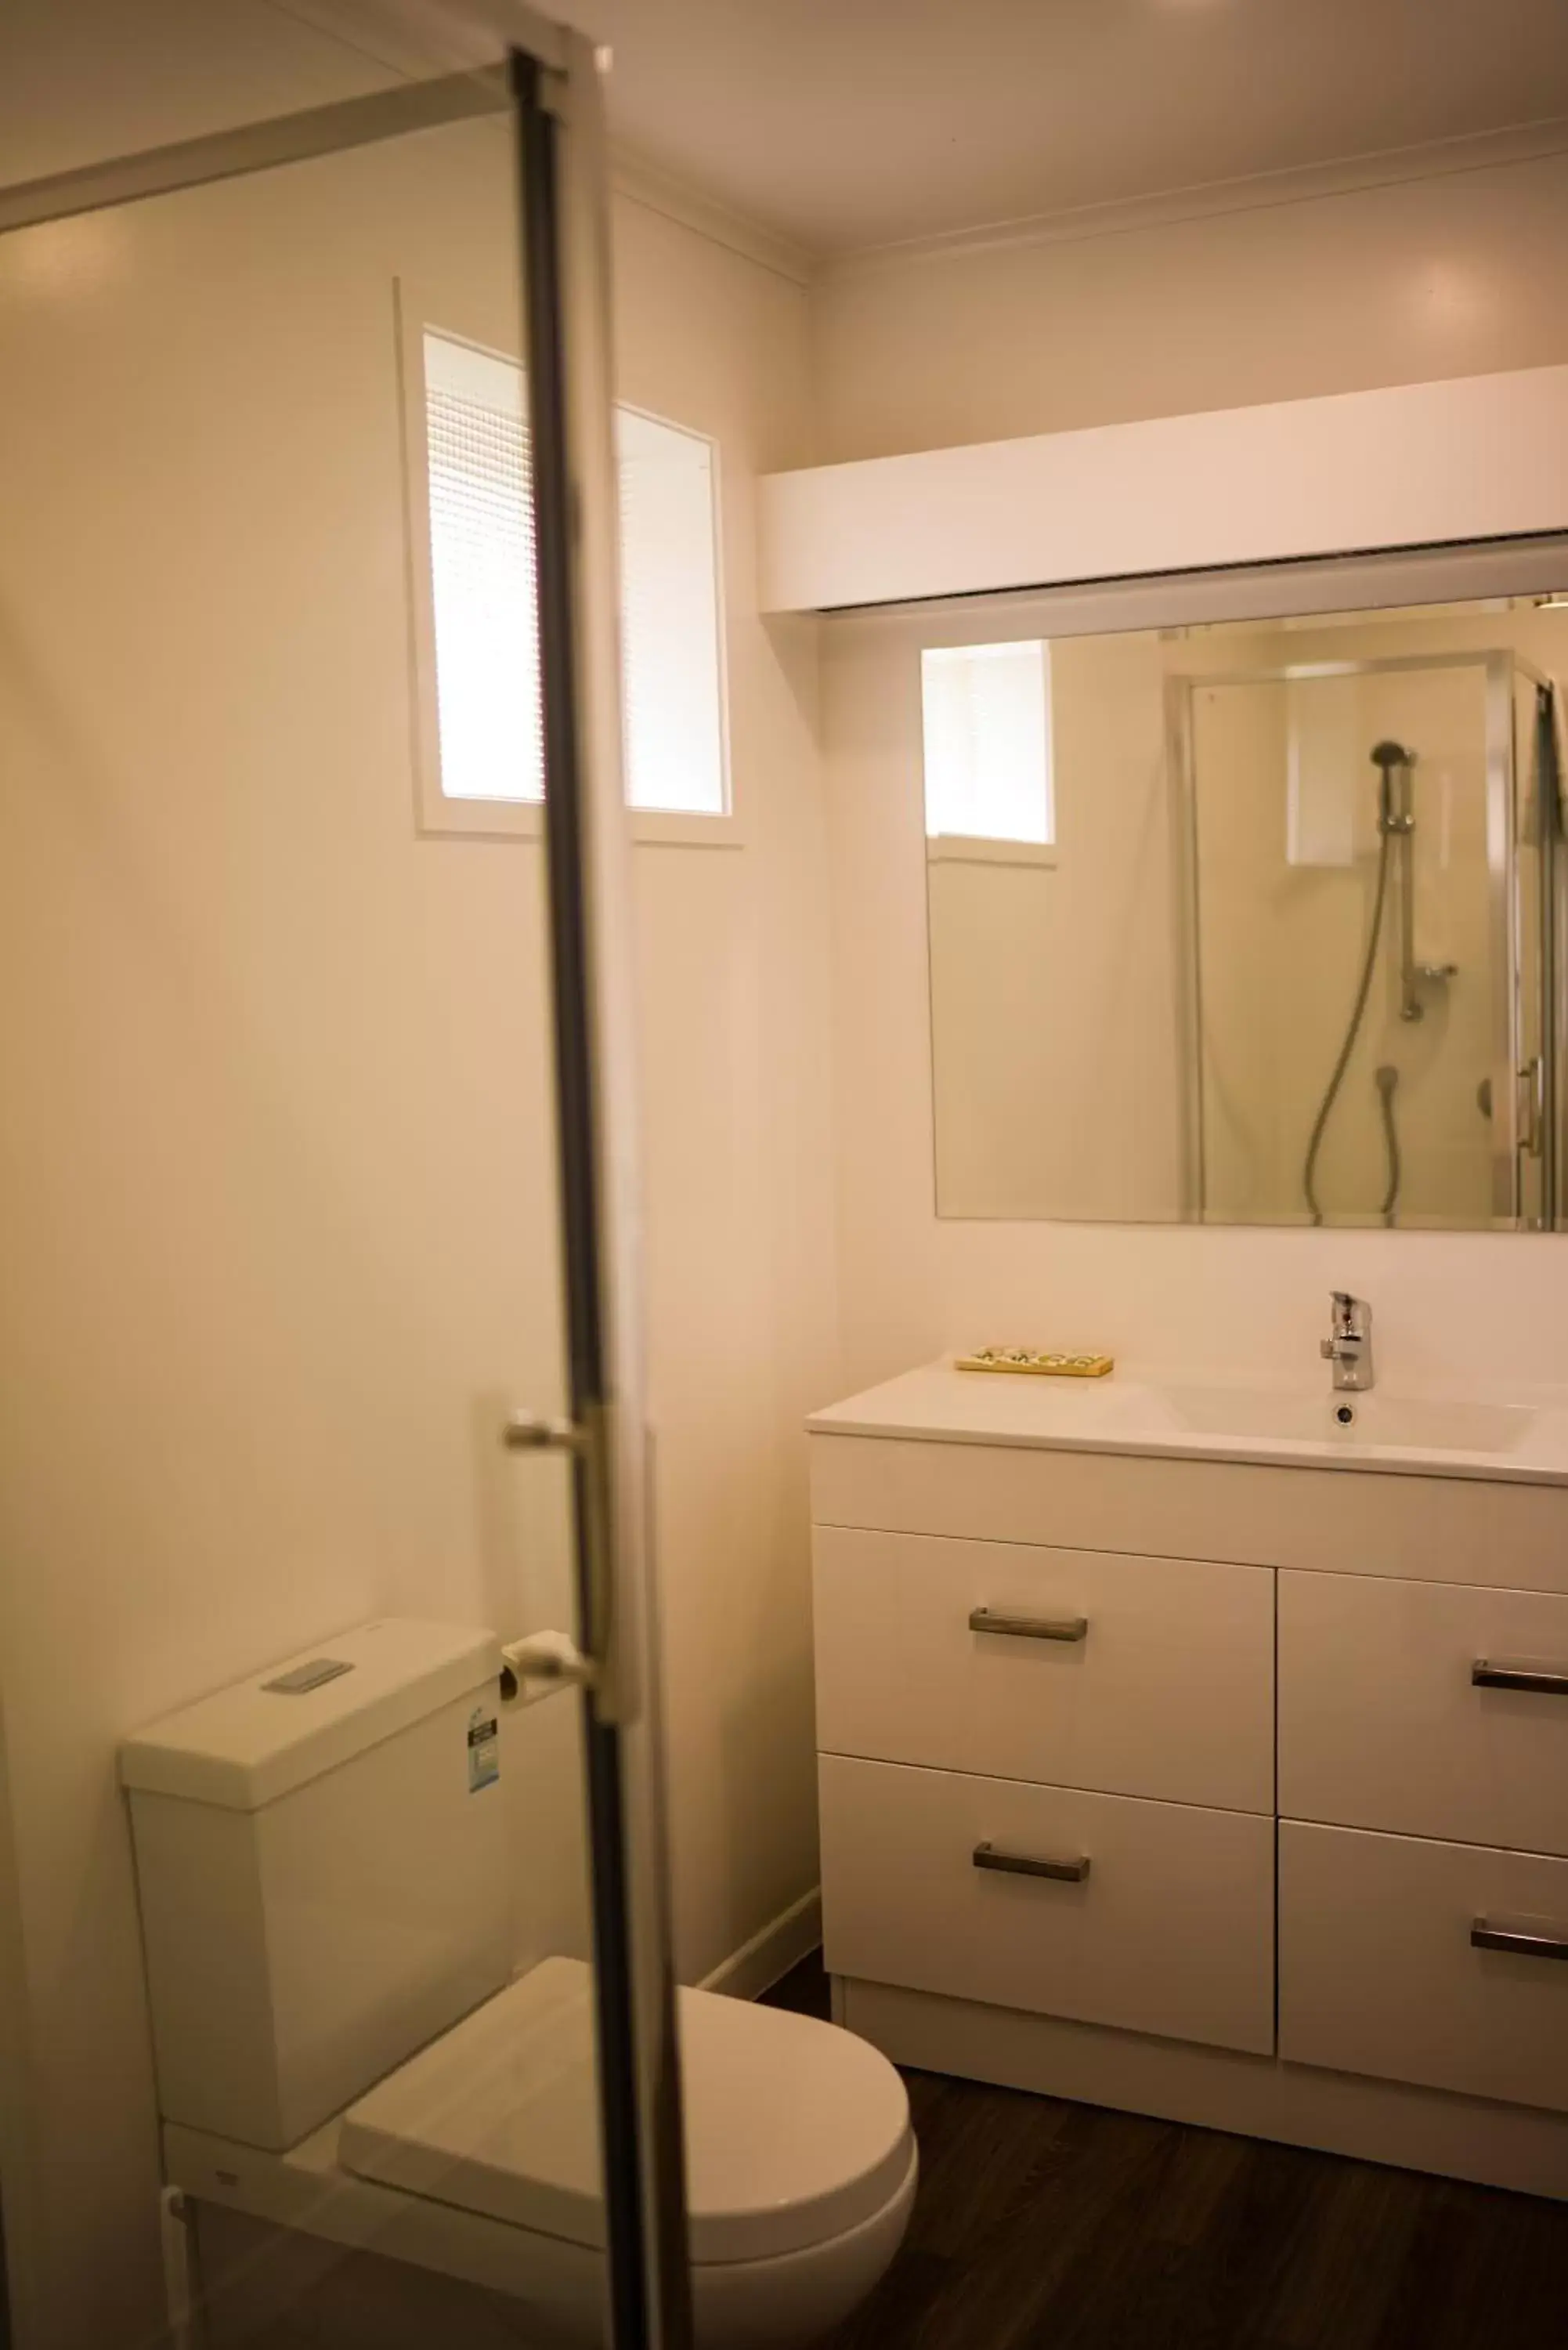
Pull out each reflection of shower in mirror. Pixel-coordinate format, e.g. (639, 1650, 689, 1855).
(1176, 643, 1563, 1231)
(1301, 738, 1459, 1227)
(916, 587, 1568, 1231)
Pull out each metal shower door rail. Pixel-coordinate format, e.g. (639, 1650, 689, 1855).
(1487, 649, 1555, 1227)
(508, 37, 693, 2350)
(1541, 683, 1568, 1227)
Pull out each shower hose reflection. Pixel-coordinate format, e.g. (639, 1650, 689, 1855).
(1302, 743, 1407, 1226)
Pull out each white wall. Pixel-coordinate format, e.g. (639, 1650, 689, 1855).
(813, 145, 1568, 464)
(817, 146, 1568, 1403)
(611, 195, 835, 1982)
(0, 119, 831, 2350)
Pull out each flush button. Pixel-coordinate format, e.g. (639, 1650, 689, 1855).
(261, 1658, 354, 1696)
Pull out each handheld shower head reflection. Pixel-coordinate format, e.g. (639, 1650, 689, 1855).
(1371, 739, 1414, 836)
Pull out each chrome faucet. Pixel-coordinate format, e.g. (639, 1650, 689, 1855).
(1321, 1292, 1374, 1392)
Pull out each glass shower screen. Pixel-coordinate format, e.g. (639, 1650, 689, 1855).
(0, 14, 688, 2350)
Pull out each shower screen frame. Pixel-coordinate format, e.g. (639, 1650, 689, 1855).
(1166, 647, 1539, 1230)
(0, 17, 693, 2349)
(1512, 667, 1567, 1231)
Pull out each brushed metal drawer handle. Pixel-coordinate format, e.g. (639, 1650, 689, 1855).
(1472, 1659, 1568, 1696)
(1471, 1918, 1568, 1962)
(973, 1841, 1090, 1883)
(969, 1607, 1088, 1643)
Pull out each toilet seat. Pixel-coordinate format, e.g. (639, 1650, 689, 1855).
(340, 1957, 913, 2266)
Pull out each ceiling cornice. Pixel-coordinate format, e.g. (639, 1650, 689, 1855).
(608, 143, 812, 285)
(824, 114, 1568, 280)
(264, 0, 815, 282)
(263, 6, 1568, 293)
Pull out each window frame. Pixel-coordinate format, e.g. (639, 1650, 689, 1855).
(397, 284, 740, 848)
(925, 835, 1058, 868)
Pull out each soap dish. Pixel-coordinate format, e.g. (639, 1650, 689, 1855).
(956, 1348, 1114, 1379)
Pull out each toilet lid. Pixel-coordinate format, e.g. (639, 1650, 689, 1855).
(340, 1957, 912, 2265)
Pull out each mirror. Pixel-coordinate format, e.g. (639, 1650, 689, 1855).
(916, 584, 1568, 1227)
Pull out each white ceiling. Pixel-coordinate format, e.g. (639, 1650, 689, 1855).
(4, 0, 1567, 258)
(554, 0, 1568, 253)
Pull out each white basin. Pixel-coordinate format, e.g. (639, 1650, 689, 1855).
(1160, 1384, 1537, 1456)
(807, 1362, 1568, 1482)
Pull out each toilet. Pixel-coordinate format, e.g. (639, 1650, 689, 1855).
(120, 1619, 914, 2348)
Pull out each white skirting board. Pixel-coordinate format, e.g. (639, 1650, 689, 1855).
(757, 360, 1568, 613)
(837, 1976, 1568, 2203)
(695, 1888, 822, 2001)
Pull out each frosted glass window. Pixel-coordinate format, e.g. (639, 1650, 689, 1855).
(921, 641, 1054, 844)
(617, 408, 727, 815)
(425, 333, 543, 804)
(422, 331, 727, 818)
(1284, 674, 1360, 869)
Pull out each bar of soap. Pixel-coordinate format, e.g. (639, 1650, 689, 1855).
(956, 1348, 1114, 1378)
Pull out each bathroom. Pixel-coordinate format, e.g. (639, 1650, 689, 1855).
(2, 2, 1567, 2345)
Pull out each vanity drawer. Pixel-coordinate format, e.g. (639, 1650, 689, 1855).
(814, 1527, 1274, 1813)
(819, 1752, 1275, 2055)
(1279, 1571, 1568, 1855)
(1280, 1821, 1568, 2114)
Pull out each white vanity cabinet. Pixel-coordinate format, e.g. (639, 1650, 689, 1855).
(810, 1367, 1568, 2201)
(820, 1755, 1277, 2055)
(1278, 1824, 1568, 2113)
(814, 1528, 1274, 1813)
(1277, 1570, 1568, 1856)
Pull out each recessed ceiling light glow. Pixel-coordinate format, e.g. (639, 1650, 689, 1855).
(1409, 261, 1493, 329)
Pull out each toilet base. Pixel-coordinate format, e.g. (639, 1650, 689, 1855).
(193, 2202, 543, 2349)
(175, 2123, 916, 2350)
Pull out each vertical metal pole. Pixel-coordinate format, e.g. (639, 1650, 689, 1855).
(1553, 689, 1568, 1228)
(510, 42, 692, 2350)
(1485, 653, 1519, 1224)
(1535, 686, 1561, 1225)
(1395, 755, 1421, 1025)
(1165, 677, 1207, 1221)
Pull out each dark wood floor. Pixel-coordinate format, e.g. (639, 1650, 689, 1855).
(763, 1956, 1568, 2350)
